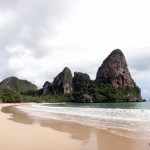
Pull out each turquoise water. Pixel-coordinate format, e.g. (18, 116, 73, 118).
(45, 101, 150, 109)
(17, 102, 150, 138)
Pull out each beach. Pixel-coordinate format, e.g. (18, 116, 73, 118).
(0, 103, 150, 150)
(0, 104, 82, 150)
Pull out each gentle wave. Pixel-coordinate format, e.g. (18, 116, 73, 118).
(16, 104, 150, 138)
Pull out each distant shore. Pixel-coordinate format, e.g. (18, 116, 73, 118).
(0, 103, 150, 150)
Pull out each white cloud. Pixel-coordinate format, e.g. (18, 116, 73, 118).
(0, 0, 150, 99)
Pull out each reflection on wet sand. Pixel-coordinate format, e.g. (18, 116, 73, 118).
(2, 105, 150, 150)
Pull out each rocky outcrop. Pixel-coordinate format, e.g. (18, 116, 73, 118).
(37, 49, 142, 102)
(42, 81, 53, 95)
(96, 49, 134, 87)
(53, 67, 72, 94)
(96, 49, 142, 101)
(73, 72, 90, 93)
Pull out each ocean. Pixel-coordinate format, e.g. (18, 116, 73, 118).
(17, 102, 150, 138)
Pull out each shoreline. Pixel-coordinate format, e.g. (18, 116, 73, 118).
(0, 103, 82, 150)
(1, 103, 150, 150)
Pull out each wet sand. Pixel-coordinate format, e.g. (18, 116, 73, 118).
(0, 104, 82, 150)
(1, 103, 150, 150)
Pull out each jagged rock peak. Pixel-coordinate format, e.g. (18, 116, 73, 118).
(53, 67, 72, 94)
(73, 72, 90, 93)
(63, 67, 70, 72)
(96, 49, 142, 100)
(74, 72, 90, 78)
(42, 81, 52, 95)
(96, 49, 135, 88)
(110, 49, 124, 55)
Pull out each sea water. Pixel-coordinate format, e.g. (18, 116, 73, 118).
(17, 102, 150, 138)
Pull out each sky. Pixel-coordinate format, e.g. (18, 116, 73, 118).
(0, 0, 150, 99)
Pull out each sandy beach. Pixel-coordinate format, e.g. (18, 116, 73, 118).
(0, 104, 82, 150)
(0, 103, 150, 150)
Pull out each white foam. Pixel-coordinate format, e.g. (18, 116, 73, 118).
(16, 104, 150, 138)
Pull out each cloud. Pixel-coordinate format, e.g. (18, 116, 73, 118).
(0, 0, 77, 85)
(127, 50, 150, 72)
(0, 0, 150, 99)
(0, 0, 75, 58)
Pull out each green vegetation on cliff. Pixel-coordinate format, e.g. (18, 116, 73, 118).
(0, 80, 141, 103)
(0, 76, 38, 103)
(0, 76, 37, 93)
(88, 80, 141, 102)
(0, 49, 142, 103)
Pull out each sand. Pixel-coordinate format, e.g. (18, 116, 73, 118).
(0, 103, 150, 150)
(0, 104, 82, 150)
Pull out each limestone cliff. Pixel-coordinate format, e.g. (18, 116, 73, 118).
(96, 49, 142, 101)
(53, 67, 72, 94)
(42, 81, 53, 95)
(73, 72, 90, 93)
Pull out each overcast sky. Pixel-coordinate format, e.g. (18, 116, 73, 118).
(0, 0, 150, 99)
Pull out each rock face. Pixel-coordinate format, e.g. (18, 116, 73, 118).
(53, 67, 72, 94)
(73, 72, 90, 93)
(96, 49, 142, 100)
(37, 49, 142, 102)
(96, 49, 135, 88)
(42, 81, 53, 95)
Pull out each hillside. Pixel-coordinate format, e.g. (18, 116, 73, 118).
(0, 76, 37, 94)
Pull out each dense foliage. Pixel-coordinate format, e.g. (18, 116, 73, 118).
(0, 76, 37, 93)
(0, 89, 22, 103)
(0, 76, 141, 103)
(88, 80, 140, 102)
